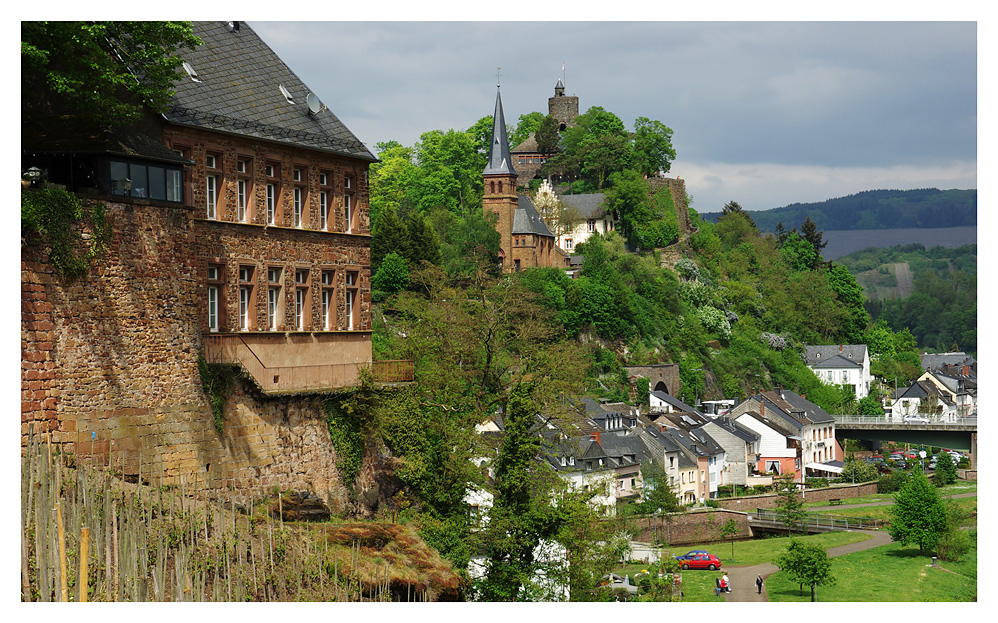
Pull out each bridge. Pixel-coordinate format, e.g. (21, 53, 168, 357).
(749, 509, 883, 535)
(833, 415, 977, 465)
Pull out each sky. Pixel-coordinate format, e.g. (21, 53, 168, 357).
(248, 15, 978, 215)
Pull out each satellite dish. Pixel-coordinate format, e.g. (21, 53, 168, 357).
(306, 92, 323, 115)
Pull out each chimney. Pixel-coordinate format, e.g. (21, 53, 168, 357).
(839, 344, 843, 353)
(963, 365, 969, 376)
(590, 431, 601, 445)
(760, 402, 765, 416)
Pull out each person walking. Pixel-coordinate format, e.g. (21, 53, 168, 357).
(755, 574, 764, 594)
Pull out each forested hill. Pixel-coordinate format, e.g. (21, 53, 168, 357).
(700, 188, 977, 232)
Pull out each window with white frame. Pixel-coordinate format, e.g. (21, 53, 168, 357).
(267, 267, 282, 330)
(238, 265, 254, 330)
(588, 220, 596, 233)
(319, 190, 329, 230)
(293, 187, 303, 228)
(205, 154, 221, 220)
(343, 194, 353, 233)
(321, 270, 334, 329)
(265, 162, 279, 225)
(207, 264, 223, 331)
(295, 268, 309, 330)
(345, 270, 358, 330)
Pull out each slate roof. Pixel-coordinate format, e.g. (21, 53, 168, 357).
(804, 345, 867, 367)
(921, 352, 976, 372)
(701, 416, 760, 445)
(763, 389, 836, 424)
(513, 195, 555, 237)
(558, 193, 609, 219)
(483, 86, 517, 176)
(808, 354, 862, 369)
(649, 391, 700, 415)
(165, 21, 375, 162)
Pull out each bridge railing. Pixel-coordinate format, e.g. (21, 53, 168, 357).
(753, 509, 882, 531)
(833, 414, 977, 427)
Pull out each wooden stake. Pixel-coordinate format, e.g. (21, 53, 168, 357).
(79, 527, 90, 602)
(56, 500, 68, 602)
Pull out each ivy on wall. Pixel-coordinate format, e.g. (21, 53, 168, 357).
(21, 187, 111, 280)
(197, 355, 237, 433)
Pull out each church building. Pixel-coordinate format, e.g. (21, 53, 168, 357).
(482, 86, 559, 271)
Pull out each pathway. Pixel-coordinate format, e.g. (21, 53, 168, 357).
(722, 529, 893, 602)
(724, 490, 975, 602)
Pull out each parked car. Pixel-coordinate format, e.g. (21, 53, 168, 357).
(903, 415, 930, 424)
(674, 550, 711, 561)
(895, 460, 908, 469)
(679, 554, 722, 570)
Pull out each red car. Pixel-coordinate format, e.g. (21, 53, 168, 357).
(679, 554, 722, 570)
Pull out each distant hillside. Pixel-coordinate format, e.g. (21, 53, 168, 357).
(836, 242, 977, 301)
(700, 188, 977, 232)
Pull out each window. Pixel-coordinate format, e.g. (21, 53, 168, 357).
(207, 264, 224, 332)
(293, 168, 302, 182)
(295, 269, 309, 330)
(108, 159, 183, 203)
(267, 267, 282, 330)
(266, 184, 276, 225)
(293, 187, 303, 228)
(321, 270, 334, 329)
(343, 175, 351, 190)
(206, 175, 218, 219)
(319, 191, 329, 230)
(238, 265, 255, 330)
(237, 180, 248, 222)
(265, 163, 280, 225)
(588, 219, 596, 233)
(236, 158, 251, 223)
(343, 194, 353, 233)
(345, 271, 358, 330)
(565, 238, 573, 250)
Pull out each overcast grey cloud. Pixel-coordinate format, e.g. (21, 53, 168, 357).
(249, 20, 976, 214)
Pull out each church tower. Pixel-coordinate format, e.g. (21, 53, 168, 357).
(482, 85, 518, 271)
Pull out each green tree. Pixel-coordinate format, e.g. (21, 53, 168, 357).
(799, 216, 828, 269)
(719, 518, 739, 561)
(836, 458, 880, 483)
(370, 204, 407, 274)
(534, 115, 561, 154)
(888, 469, 948, 554)
(773, 474, 806, 535)
(721, 200, 756, 229)
(371, 251, 409, 296)
(631, 117, 677, 177)
(508, 111, 545, 149)
(580, 133, 632, 189)
(22, 21, 201, 125)
(476, 384, 557, 601)
(781, 231, 818, 272)
(825, 263, 870, 342)
(933, 451, 958, 486)
(369, 141, 419, 227)
(774, 539, 836, 602)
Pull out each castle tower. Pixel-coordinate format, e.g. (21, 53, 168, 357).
(548, 78, 579, 131)
(483, 85, 518, 270)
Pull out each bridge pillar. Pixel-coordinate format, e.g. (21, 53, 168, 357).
(971, 432, 977, 469)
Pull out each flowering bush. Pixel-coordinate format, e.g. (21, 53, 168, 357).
(698, 306, 731, 340)
(679, 280, 713, 308)
(674, 257, 700, 281)
(760, 332, 788, 350)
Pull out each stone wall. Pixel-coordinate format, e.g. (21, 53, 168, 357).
(627, 509, 752, 547)
(21, 198, 381, 514)
(713, 482, 879, 512)
(647, 177, 692, 236)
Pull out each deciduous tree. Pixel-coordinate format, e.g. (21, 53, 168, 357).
(888, 469, 947, 554)
(774, 539, 836, 601)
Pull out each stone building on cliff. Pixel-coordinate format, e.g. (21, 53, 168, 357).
(21, 22, 393, 512)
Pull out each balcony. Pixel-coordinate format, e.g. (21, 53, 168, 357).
(203, 333, 412, 394)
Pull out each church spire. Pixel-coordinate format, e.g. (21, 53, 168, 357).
(483, 84, 516, 176)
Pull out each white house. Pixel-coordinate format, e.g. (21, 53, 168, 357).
(532, 180, 615, 253)
(804, 344, 872, 399)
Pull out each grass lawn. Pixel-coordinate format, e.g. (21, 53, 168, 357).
(803, 481, 976, 510)
(807, 496, 977, 524)
(766, 540, 977, 602)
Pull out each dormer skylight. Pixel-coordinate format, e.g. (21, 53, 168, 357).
(279, 84, 295, 104)
(182, 61, 201, 83)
